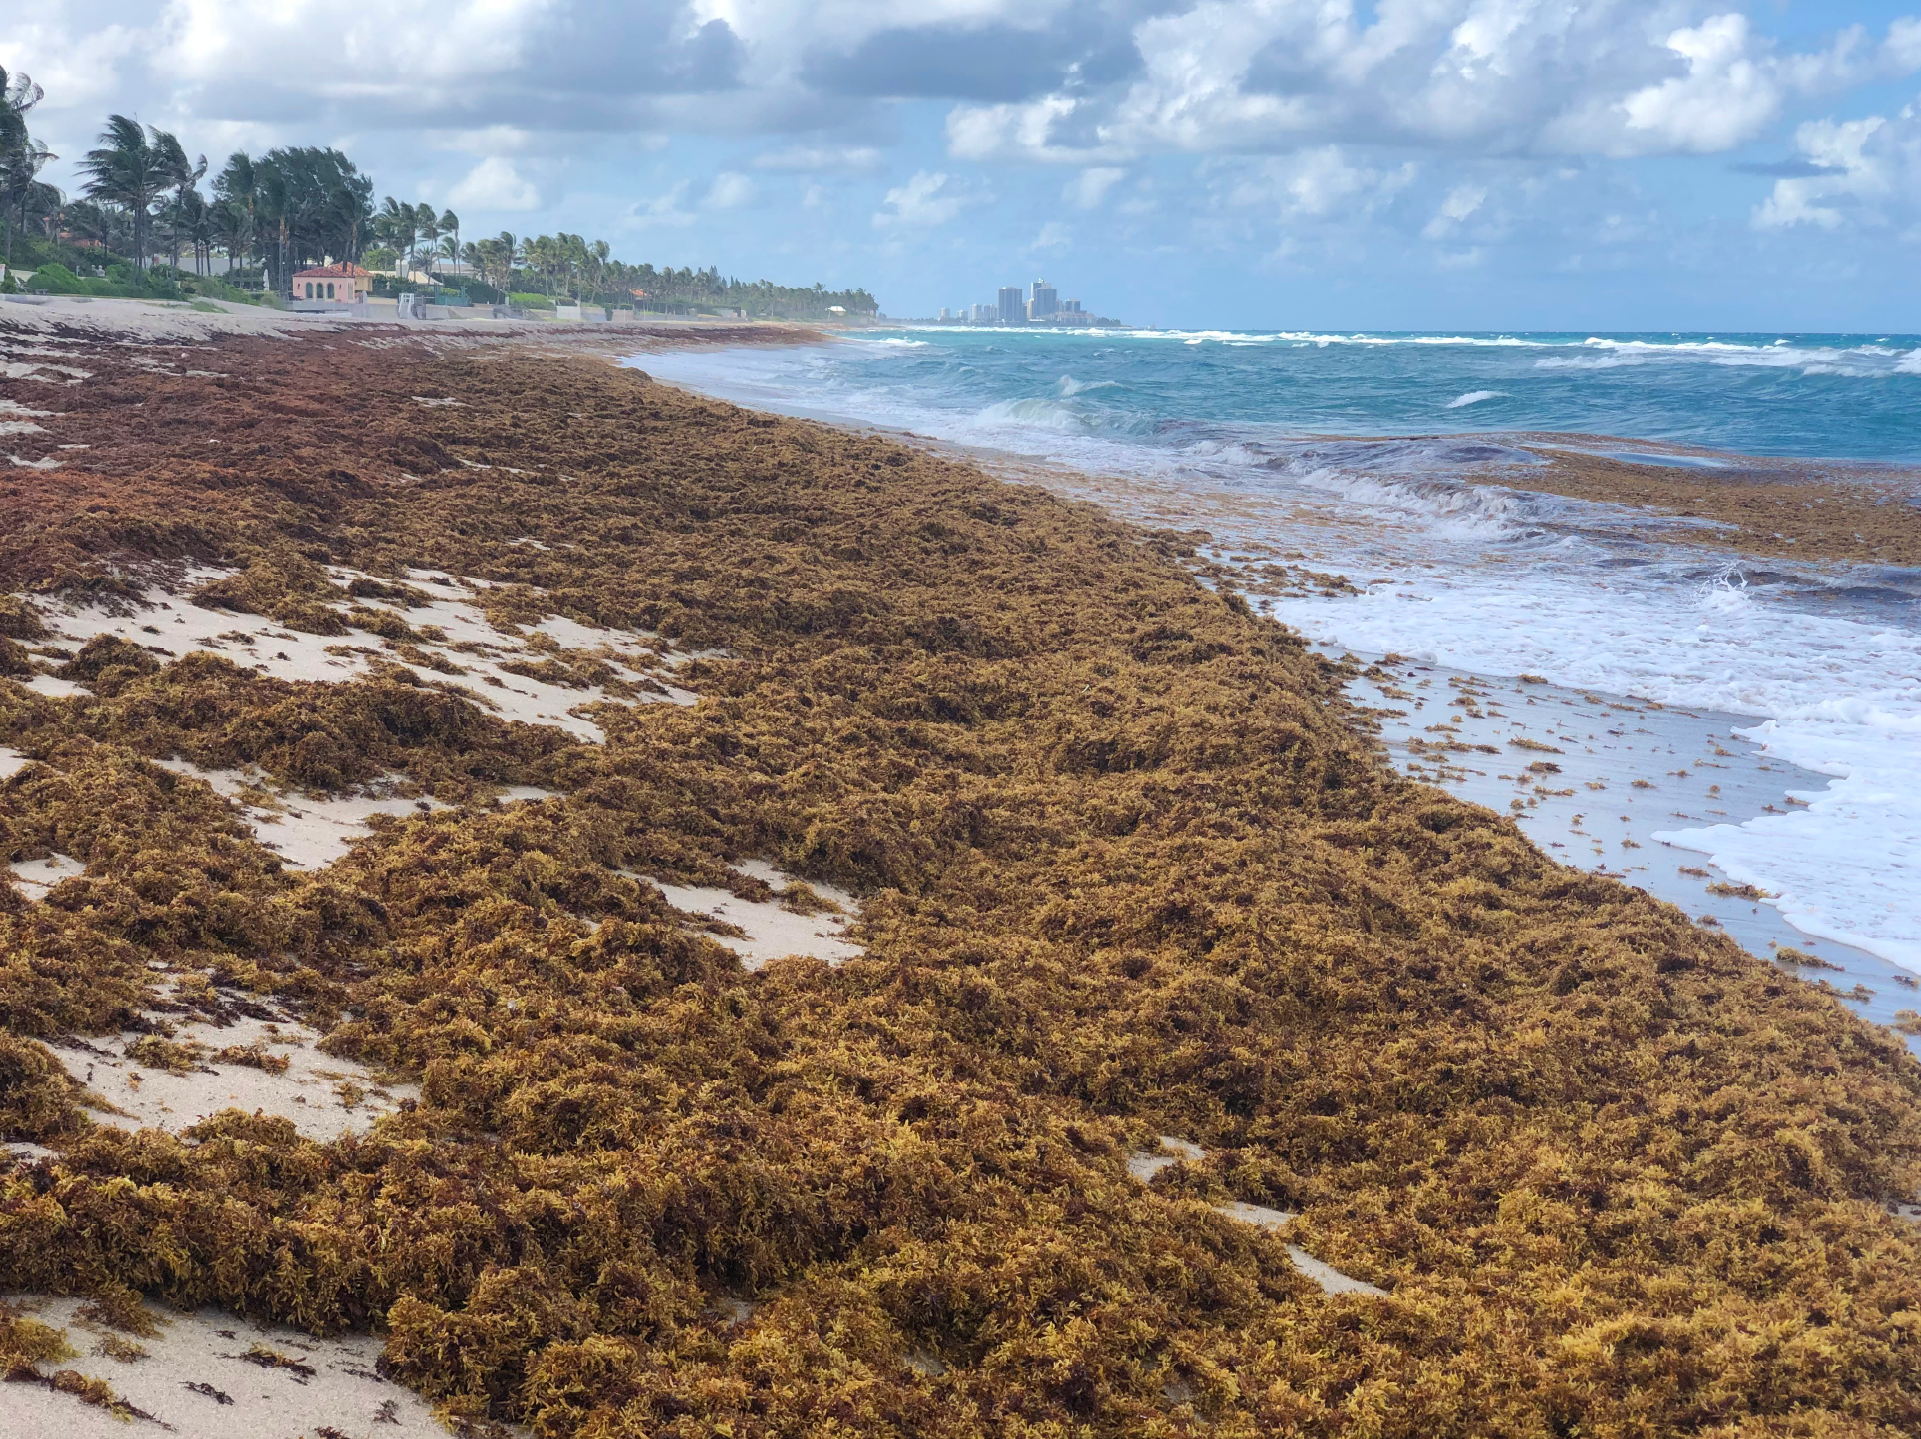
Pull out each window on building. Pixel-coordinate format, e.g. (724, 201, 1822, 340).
(326, 282, 335, 298)
(305, 282, 313, 298)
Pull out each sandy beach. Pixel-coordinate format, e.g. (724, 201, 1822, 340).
(3, 302, 1919, 1437)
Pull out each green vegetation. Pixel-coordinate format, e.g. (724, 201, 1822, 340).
(1, 67, 57, 272)
(9, 71, 879, 318)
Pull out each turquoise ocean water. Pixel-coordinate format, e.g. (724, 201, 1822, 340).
(640, 327, 1921, 462)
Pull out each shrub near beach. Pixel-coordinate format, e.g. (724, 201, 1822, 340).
(0, 331, 1917, 1437)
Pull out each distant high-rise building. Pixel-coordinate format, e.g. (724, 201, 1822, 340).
(997, 286, 1024, 324)
(970, 302, 995, 323)
(1063, 298, 1083, 314)
(1029, 278, 1059, 320)
(938, 307, 953, 322)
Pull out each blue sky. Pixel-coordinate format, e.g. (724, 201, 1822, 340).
(9, 0, 1921, 329)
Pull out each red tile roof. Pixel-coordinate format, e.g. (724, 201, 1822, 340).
(292, 262, 373, 279)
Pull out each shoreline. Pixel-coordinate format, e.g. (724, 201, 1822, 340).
(630, 346, 1921, 982)
(3, 315, 1919, 1435)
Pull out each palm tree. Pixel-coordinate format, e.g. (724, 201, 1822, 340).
(151, 129, 206, 275)
(376, 196, 416, 278)
(214, 152, 256, 278)
(255, 160, 295, 296)
(588, 239, 610, 302)
(415, 202, 440, 278)
(439, 209, 459, 281)
(177, 186, 211, 274)
(210, 196, 249, 277)
(1, 66, 53, 272)
(78, 116, 169, 273)
(496, 231, 519, 294)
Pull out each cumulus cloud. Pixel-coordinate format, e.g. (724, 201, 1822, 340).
(1221, 148, 1416, 222)
(1753, 104, 1921, 230)
(1423, 183, 1488, 239)
(945, 3, 1907, 165)
(705, 171, 756, 208)
(1063, 166, 1125, 208)
(447, 157, 541, 210)
(17, 0, 1919, 178)
(20, 0, 747, 150)
(1029, 220, 1072, 251)
(628, 180, 697, 227)
(12, 0, 1921, 257)
(872, 170, 982, 227)
(1603, 15, 1813, 153)
(752, 144, 884, 172)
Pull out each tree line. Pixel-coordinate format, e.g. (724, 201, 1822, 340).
(0, 67, 878, 318)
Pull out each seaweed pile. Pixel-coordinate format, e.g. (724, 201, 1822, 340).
(2, 325, 1919, 1437)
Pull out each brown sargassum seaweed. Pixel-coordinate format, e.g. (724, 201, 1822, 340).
(1, 330, 1919, 1437)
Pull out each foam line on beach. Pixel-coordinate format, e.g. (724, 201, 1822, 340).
(1340, 655, 1921, 1038)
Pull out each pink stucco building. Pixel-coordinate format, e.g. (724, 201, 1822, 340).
(292, 262, 373, 303)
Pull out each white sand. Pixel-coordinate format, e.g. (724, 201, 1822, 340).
(0, 294, 355, 345)
(1124, 1137, 1388, 1298)
(498, 784, 560, 804)
(11, 563, 699, 744)
(645, 862, 863, 969)
(0, 745, 30, 780)
(1124, 1135, 1203, 1181)
(6, 853, 83, 896)
(154, 759, 447, 872)
(19, 673, 86, 698)
(1214, 1199, 1296, 1228)
(0, 1294, 452, 1438)
(52, 1010, 416, 1142)
(1278, 1246, 1388, 1297)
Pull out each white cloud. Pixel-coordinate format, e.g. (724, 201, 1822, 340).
(437, 125, 538, 156)
(947, 95, 1092, 163)
(1753, 105, 1921, 231)
(705, 171, 756, 208)
(1028, 220, 1071, 251)
(158, 0, 554, 88)
(17, 0, 1917, 201)
(1223, 148, 1415, 221)
(1615, 16, 1784, 153)
(1423, 183, 1488, 239)
(873, 170, 981, 227)
(2, 18, 146, 116)
(1887, 18, 1921, 73)
(447, 156, 540, 210)
(628, 180, 697, 227)
(752, 144, 884, 172)
(945, 2, 1889, 165)
(1063, 166, 1124, 208)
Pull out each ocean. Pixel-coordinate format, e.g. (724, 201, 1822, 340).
(629, 328, 1921, 1030)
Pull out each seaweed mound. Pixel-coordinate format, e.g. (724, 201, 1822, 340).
(1, 327, 1918, 1437)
